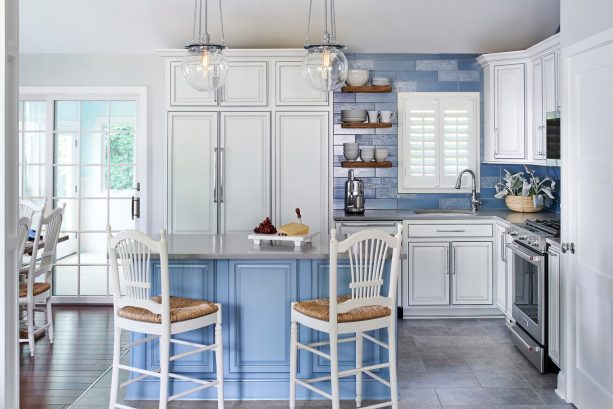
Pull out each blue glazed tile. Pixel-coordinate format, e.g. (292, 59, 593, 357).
(439, 197, 471, 210)
(333, 188, 344, 199)
(480, 176, 500, 189)
(332, 93, 356, 103)
(375, 167, 398, 177)
(371, 135, 397, 145)
(367, 70, 397, 80)
(334, 102, 374, 113)
(333, 199, 345, 210)
(441, 53, 480, 60)
(333, 146, 344, 155)
(351, 59, 375, 70)
(364, 188, 376, 199)
(416, 60, 458, 71)
(393, 81, 417, 92)
(333, 167, 375, 178)
(375, 188, 399, 199)
(396, 71, 439, 82)
(397, 198, 440, 210)
(438, 71, 480, 82)
(374, 60, 417, 71)
(480, 187, 497, 199)
(334, 124, 375, 135)
(334, 134, 356, 144)
(547, 165, 561, 179)
(457, 82, 482, 92)
(355, 135, 374, 145)
(480, 164, 501, 177)
(480, 198, 507, 210)
(356, 93, 397, 103)
(362, 177, 398, 188)
(333, 177, 346, 188)
(458, 60, 482, 70)
(364, 199, 398, 210)
(375, 125, 398, 135)
(374, 102, 397, 111)
(415, 81, 458, 92)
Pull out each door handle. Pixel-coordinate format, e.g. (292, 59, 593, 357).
(452, 247, 456, 274)
(219, 147, 225, 203)
(561, 243, 575, 254)
(213, 147, 218, 203)
(501, 232, 507, 262)
(131, 196, 140, 220)
(444, 247, 449, 275)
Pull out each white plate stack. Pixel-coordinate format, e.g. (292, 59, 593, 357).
(341, 110, 367, 123)
(372, 77, 391, 86)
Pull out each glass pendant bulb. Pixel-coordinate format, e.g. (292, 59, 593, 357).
(303, 44, 348, 92)
(182, 44, 228, 92)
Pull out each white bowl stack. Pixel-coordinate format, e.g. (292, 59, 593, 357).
(360, 146, 375, 162)
(372, 77, 391, 86)
(343, 143, 360, 161)
(341, 110, 367, 123)
(346, 69, 369, 86)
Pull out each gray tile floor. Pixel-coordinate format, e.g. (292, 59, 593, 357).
(70, 318, 573, 409)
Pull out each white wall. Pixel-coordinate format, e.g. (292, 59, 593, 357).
(561, 0, 613, 46)
(19, 54, 166, 233)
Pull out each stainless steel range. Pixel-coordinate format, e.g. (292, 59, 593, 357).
(506, 219, 560, 373)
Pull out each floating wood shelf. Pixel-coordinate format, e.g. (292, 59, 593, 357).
(341, 161, 392, 168)
(341, 122, 393, 129)
(341, 85, 392, 93)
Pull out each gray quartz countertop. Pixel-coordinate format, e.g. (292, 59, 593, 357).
(154, 233, 406, 260)
(333, 209, 560, 225)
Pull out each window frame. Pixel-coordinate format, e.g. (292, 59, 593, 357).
(398, 92, 480, 194)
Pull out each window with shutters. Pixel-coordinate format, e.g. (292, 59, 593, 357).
(398, 92, 480, 193)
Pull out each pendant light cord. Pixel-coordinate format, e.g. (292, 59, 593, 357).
(305, 0, 313, 46)
(219, 0, 225, 46)
(324, 0, 328, 40)
(330, 0, 337, 42)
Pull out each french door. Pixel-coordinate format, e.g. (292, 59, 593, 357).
(19, 87, 147, 302)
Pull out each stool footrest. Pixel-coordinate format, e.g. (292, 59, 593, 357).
(113, 403, 137, 409)
(296, 341, 331, 360)
(307, 336, 356, 348)
(304, 362, 390, 384)
(169, 380, 219, 401)
(362, 332, 389, 350)
(361, 401, 392, 409)
(364, 369, 390, 387)
(295, 379, 332, 399)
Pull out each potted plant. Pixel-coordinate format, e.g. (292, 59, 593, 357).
(495, 166, 556, 212)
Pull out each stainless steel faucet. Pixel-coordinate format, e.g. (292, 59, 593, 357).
(455, 169, 481, 214)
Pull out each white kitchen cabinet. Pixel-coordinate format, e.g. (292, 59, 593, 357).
(167, 112, 218, 234)
(451, 242, 493, 305)
(275, 112, 329, 234)
(542, 52, 558, 114)
(495, 224, 510, 314)
(493, 63, 526, 160)
(220, 112, 271, 234)
(408, 242, 450, 306)
(169, 61, 217, 107)
(275, 61, 328, 106)
(548, 245, 561, 366)
(221, 61, 268, 106)
(532, 59, 547, 162)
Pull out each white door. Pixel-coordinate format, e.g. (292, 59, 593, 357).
(563, 31, 613, 409)
(220, 112, 271, 233)
(221, 61, 268, 106)
(494, 63, 526, 159)
(542, 52, 558, 113)
(408, 242, 450, 306)
(275, 112, 328, 234)
(532, 59, 546, 161)
(168, 112, 218, 234)
(451, 241, 493, 305)
(494, 224, 509, 313)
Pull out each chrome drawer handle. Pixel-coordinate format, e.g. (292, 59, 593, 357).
(436, 229, 466, 233)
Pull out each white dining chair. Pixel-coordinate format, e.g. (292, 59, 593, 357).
(289, 225, 403, 409)
(19, 198, 47, 223)
(19, 205, 64, 356)
(16, 216, 32, 274)
(107, 227, 224, 409)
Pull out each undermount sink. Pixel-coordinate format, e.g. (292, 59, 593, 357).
(414, 209, 475, 216)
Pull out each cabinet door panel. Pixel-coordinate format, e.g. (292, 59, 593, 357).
(548, 248, 561, 366)
(276, 61, 328, 106)
(169, 61, 217, 107)
(275, 112, 329, 234)
(220, 112, 271, 233)
(542, 52, 558, 114)
(221, 61, 267, 106)
(168, 112, 218, 234)
(494, 64, 526, 159)
(228, 261, 297, 374)
(408, 242, 450, 306)
(532, 59, 546, 161)
(452, 241, 493, 305)
(495, 225, 509, 314)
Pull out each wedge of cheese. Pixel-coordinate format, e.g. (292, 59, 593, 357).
(277, 223, 309, 236)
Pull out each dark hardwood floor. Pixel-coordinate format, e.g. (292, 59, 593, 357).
(20, 305, 114, 409)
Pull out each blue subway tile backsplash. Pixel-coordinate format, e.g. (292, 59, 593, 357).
(333, 52, 561, 213)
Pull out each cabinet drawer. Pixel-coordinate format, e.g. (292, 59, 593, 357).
(335, 222, 399, 236)
(408, 224, 493, 238)
(169, 61, 217, 107)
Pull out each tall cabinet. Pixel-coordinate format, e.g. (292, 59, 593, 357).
(161, 49, 332, 235)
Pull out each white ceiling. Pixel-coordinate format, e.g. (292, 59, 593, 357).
(20, 0, 560, 54)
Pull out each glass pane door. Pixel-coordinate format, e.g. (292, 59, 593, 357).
(53, 100, 138, 298)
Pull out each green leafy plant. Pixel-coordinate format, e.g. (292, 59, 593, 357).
(108, 124, 134, 190)
(495, 166, 556, 207)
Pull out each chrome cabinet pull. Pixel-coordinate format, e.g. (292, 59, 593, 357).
(501, 231, 507, 262)
(220, 147, 225, 203)
(444, 247, 450, 275)
(213, 147, 218, 203)
(561, 243, 575, 254)
(436, 229, 466, 233)
(452, 247, 457, 275)
(494, 127, 500, 157)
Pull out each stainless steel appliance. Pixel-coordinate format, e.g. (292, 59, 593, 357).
(344, 169, 365, 214)
(506, 219, 560, 373)
(546, 111, 561, 166)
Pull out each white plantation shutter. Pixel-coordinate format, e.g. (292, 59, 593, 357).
(399, 93, 479, 193)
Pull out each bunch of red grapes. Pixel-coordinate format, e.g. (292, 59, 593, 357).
(254, 217, 277, 234)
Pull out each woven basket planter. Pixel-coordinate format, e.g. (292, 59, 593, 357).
(505, 195, 544, 213)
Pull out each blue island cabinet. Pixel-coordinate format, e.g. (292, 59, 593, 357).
(126, 259, 392, 401)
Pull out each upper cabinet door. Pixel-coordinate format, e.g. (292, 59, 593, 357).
(275, 112, 329, 235)
(276, 61, 329, 106)
(532, 59, 546, 161)
(451, 241, 493, 305)
(167, 112, 218, 234)
(542, 52, 558, 113)
(220, 112, 271, 234)
(169, 61, 217, 107)
(220, 61, 268, 106)
(494, 63, 526, 159)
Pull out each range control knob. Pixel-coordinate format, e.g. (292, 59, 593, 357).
(519, 234, 528, 240)
(510, 230, 518, 237)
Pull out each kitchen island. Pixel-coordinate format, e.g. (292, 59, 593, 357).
(126, 233, 396, 401)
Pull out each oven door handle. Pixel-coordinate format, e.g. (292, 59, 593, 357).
(506, 242, 544, 263)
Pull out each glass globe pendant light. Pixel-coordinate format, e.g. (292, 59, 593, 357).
(302, 0, 348, 92)
(182, 0, 228, 92)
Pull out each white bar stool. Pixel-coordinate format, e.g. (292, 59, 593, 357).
(107, 227, 224, 409)
(289, 225, 403, 409)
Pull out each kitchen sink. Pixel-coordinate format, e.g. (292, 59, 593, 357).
(413, 209, 475, 216)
